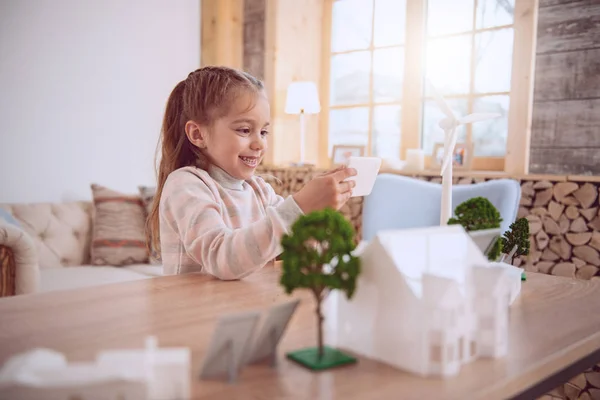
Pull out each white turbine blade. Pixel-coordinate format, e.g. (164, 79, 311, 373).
(459, 113, 500, 124)
(427, 79, 455, 121)
(440, 127, 458, 173)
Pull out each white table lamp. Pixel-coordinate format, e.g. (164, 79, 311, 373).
(285, 81, 321, 165)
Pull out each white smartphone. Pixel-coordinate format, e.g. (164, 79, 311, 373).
(345, 156, 382, 197)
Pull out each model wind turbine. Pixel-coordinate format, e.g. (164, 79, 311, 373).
(428, 81, 500, 226)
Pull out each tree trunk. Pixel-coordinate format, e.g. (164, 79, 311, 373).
(316, 296, 324, 359)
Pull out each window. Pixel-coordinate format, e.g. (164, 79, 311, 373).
(422, 0, 515, 168)
(326, 0, 407, 162)
(321, 0, 535, 172)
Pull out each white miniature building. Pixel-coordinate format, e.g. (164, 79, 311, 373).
(324, 225, 522, 378)
(0, 336, 190, 400)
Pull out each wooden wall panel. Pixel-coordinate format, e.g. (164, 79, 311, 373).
(530, 148, 600, 175)
(532, 99, 600, 147)
(269, 0, 323, 166)
(243, 0, 266, 79)
(530, 0, 600, 175)
(201, 0, 244, 68)
(534, 49, 600, 101)
(536, 1, 600, 54)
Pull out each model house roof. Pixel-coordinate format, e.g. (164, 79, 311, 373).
(367, 225, 489, 299)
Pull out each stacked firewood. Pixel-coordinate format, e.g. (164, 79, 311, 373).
(258, 166, 600, 280)
(516, 181, 600, 280)
(541, 368, 600, 400)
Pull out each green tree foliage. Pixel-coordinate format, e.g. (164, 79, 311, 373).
(280, 208, 361, 358)
(487, 237, 503, 261)
(501, 217, 530, 264)
(447, 197, 506, 261)
(447, 197, 503, 231)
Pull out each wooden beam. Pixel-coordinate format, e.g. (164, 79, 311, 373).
(505, 0, 539, 175)
(262, 0, 277, 165)
(318, 0, 333, 167)
(399, 0, 426, 160)
(201, 0, 244, 68)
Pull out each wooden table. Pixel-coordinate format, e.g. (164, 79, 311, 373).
(1, 267, 599, 400)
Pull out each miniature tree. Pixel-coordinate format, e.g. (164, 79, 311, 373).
(501, 217, 530, 281)
(447, 196, 503, 231)
(280, 208, 360, 370)
(486, 236, 503, 262)
(447, 197, 530, 279)
(448, 197, 503, 261)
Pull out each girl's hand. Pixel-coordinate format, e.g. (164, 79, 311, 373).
(293, 166, 357, 214)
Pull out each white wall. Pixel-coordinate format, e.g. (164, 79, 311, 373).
(0, 0, 200, 203)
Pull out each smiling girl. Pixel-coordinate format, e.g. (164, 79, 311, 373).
(146, 66, 356, 280)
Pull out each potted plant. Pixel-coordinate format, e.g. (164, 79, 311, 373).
(280, 208, 360, 370)
(448, 197, 503, 260)
(448, 197, 530, 280)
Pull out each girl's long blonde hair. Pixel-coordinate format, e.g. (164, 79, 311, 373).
(146, 66, 264, 257)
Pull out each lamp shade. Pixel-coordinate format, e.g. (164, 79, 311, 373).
(284, 81, 321, 114)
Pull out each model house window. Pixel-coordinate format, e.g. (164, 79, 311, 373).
(429, 329, 442, 362)
(321, 0, 535, 172)
(447, 343, 455, 361)
(430, 343, 442, 362)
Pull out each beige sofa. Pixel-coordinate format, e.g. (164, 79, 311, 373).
(0, 201, 162, 297)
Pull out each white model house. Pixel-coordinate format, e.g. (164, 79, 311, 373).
(324, 225, 522, 378)
(0, 336, 190, 400)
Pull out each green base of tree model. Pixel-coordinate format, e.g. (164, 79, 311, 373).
(447, 197, 530, 280)
(286, 346, 357, 371)
(280, 208, 361, 371)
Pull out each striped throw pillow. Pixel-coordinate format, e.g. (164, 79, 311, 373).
(90, 184, 149, 266)
(138, 185, 161, 265)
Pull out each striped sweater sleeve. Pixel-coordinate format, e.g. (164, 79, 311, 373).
(160, 173, 303, 280)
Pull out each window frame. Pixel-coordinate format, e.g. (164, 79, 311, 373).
(319, 0, 538, 174)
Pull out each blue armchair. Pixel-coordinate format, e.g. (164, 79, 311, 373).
(361, 174, 521, 241)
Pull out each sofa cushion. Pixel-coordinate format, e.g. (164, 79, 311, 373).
(90, 184, 149, 266)
(138, 186, 161, 265)
(0, 202, 91, 268)
(0, 208, 20, 227)
(39, 265, 159, 293)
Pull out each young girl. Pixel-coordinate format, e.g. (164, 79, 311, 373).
(146, 66, 356, 280)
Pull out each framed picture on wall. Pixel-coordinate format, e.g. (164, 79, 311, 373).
(331, 145, 365, 166)
(431, 142, 473, 170)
